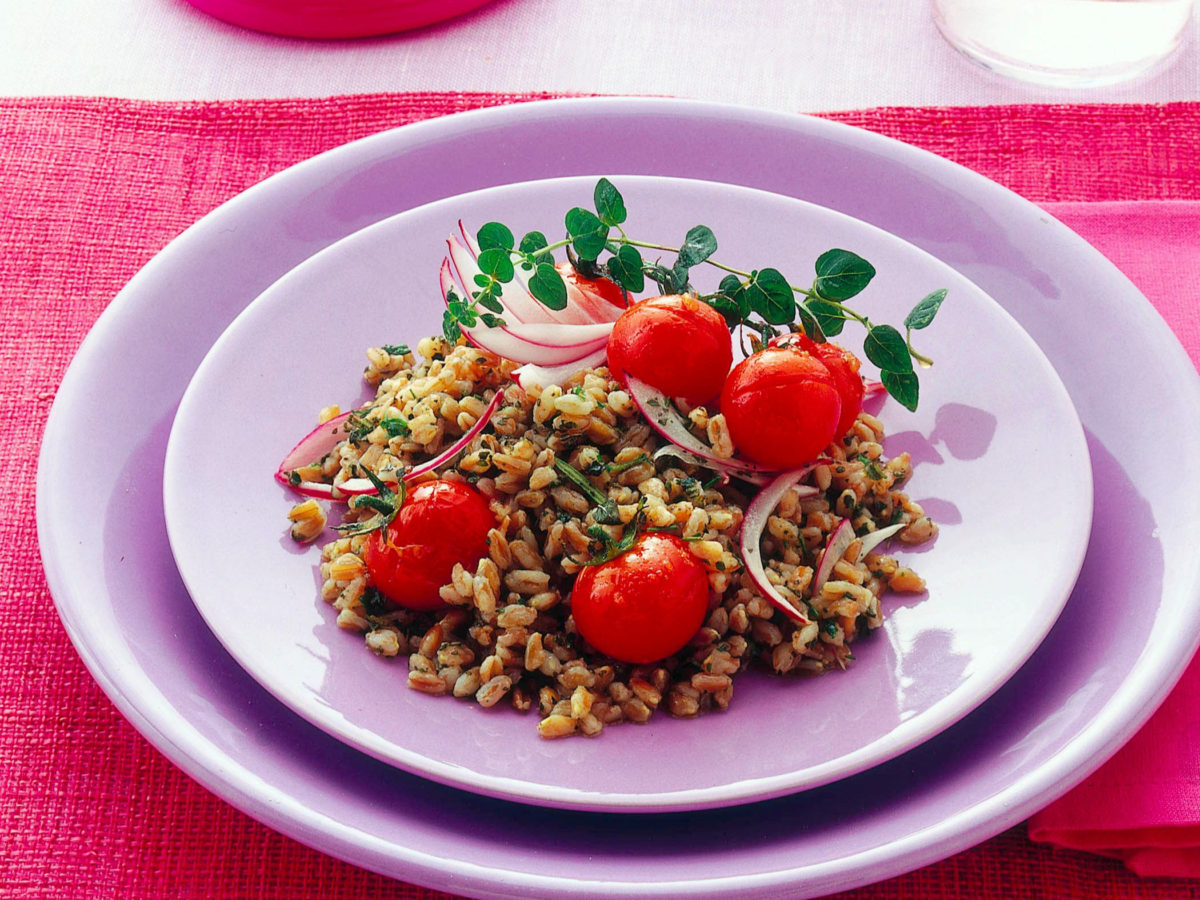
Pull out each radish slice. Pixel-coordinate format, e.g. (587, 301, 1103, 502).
(275, 410, 352, 489)
(864, 379, 885, 398)
(441, 262, 613, 366)
(465, 326, 608, 367)
(448, 233, 561, 326)
(336, 390, 503, 497)
(625, 375, 777, 478)
(650, 444, 772, 487)
(858, 522, 906, 556)
(512, 347, 608, 392)
(739, 467, 821, 623)
(813, 518, 856, 593)
(287, 481, 336, 500)
(502, 322, 614, 348)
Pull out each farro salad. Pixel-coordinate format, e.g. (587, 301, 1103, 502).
(278, 180, 944, 739)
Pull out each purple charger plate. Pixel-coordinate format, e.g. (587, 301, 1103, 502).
(36, 98, 1200, 897)
(162, 174, 1091, 812)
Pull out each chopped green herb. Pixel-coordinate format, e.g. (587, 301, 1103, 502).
(381, 344, 410, 356)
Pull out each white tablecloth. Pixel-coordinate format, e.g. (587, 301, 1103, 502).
(3, 0, 1197, 109)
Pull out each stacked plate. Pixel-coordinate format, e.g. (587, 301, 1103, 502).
(36, 98, 1200, 898)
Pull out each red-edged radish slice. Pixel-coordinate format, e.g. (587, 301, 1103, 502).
(650, 444, 772, 487)
(336, 391, 503, 497)
(813, 518, 856, 593)
(512, 347, 608, 392)
(740, 467, 821, 623)
(441, 262, 613, 365)
(858, 522, 906, 556)
(275, 410, 352, 490)
(458, 223, 600, 326)
(447, 233, 559, 326)
(864, 379, 885, 398)
(465, 326, 609, 367)
(625, 375, 777, 479)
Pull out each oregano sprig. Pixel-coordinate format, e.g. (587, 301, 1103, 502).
(441, 177, 946, 411)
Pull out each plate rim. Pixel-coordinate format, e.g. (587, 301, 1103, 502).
(36, 96, 1200, 897)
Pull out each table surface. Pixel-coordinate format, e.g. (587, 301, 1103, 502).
(3, 0, 1198, 108)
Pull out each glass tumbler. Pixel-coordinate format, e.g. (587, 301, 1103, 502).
(933, 0, 1195, 87)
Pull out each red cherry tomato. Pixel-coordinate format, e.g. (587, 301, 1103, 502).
(364, 479, 494, 611)
(606, 294, 733, 404)
(792, 335, 865, 440)
(720, 347, 842, 468)
(571, 533, 709, 664)
(555, 262, 627, 310)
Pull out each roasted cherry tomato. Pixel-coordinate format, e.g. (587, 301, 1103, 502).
(555, 262, 627, 310)
(720, 346, 841, 468)
(364, 479, 494, 610)
(792, 335, 865, 440)
(606, 294, 733, 404)
(571, 533, 709, 664)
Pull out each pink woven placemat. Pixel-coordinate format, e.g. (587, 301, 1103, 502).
(6, 94, 1200, 899)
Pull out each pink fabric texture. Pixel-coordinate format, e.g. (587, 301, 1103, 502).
(6, 95, 1200, 897)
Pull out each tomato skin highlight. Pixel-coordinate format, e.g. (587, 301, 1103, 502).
(793, 335, 865, 440)
(720, 347, 842, 468)
(606, 295, 733, 404)
(364, 479, 495, 611)
(571, 533, 710, 665)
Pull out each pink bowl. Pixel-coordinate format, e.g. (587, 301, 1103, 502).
(183, 0, 496, 38)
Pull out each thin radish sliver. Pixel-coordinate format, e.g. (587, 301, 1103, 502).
(512, 348, 609, 392)
(740, 467, 821, 623)
(813, 518, 856, 593)
(625, 375, 776, 478)
(275, 410, 352, 488)
(858, 522, 906, 556)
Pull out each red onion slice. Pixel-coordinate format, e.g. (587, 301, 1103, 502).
(275, 410, 352, 489)
(625, 375, 776, 479)
(512, 347, 609, 392)
(336, 390, 503, 497)
(813, 518, 856, 593)
(739, 467, 821, 623)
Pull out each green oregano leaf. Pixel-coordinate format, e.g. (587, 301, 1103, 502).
(675, 225, 718, 271)
(806, 298, 846, 337)
(528, 263, 568, 310)
(606, 244, 645, 293)
(642, 261, 678, 295)
(476, 247, 514, 283)
(881, 369, 920, 412)
(863, 324, 913, 373)
(519, 230, 550, 263)
(474, 287, 504, 314)
(795, 304, 825, 343)
(738, 268, 794, 325)
(565, 207, 609, 260)
(476, 222, 514, 252)
(905, 288, 947, 330)
(594, 178, 627, 227)
(442, 308, 462, 343)
(814, 249, 876, 301)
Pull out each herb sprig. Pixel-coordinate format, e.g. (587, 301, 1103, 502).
(443, 178, 946, 411)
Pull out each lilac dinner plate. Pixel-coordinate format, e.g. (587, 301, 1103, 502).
(37, 99, 1200, 897)
(163, 175, 1091, 811)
